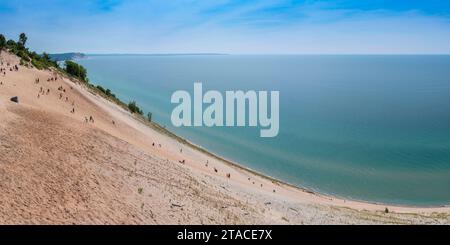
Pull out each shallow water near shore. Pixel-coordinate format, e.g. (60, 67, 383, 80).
(77, 54, 450, 206)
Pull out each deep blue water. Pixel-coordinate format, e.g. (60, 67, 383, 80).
(77, 55, 450, 206)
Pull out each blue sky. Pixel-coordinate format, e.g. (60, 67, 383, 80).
(1, 0, 450, 54)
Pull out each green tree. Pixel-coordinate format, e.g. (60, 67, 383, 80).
(96, 85, 106, 94)
(147, 112, 152, 122)
(6, 39, 17, 49)
(128, 101, 143, 115)
(0, 34, 6, 52)
(18, 33, 27, 49)
(42, 52, 51, 62)
(64, 60, 87, 81)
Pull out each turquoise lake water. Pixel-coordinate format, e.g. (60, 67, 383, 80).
(77, 55, 450, 206)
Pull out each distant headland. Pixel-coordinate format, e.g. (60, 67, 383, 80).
(48, 52, 86, 61)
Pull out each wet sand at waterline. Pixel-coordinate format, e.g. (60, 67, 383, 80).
(1, 51, 449, 224)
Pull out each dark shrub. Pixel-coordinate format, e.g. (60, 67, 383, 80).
(128, 101, 143, 115)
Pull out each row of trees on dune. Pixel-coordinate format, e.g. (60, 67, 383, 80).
(64, 60, 87, 82)
(1, 32, 150, 120)
(0, 33, 58, 70)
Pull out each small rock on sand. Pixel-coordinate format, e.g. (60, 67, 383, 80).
(10, 96, 19, 103)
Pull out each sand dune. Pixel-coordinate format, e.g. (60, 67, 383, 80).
(1, 51, 449, 224)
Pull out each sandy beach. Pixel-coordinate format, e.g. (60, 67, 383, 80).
(1, 51, 450, 224)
